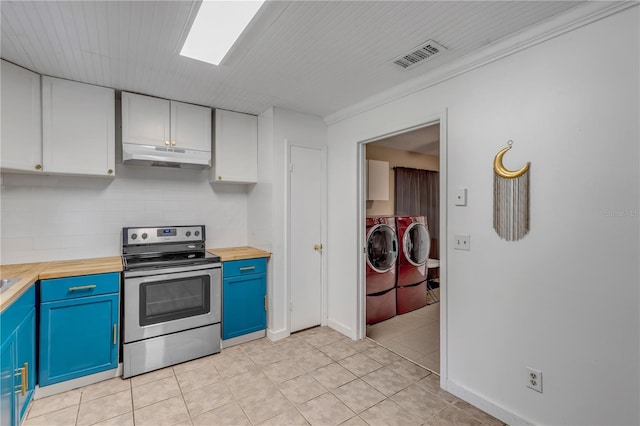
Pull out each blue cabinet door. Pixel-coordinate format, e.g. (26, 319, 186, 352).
(15, 308, 35, 420)
(223, 273, 266, 340)
(39, 293, 119, 386)
(0, 337, 16, 426)
(1, 285, 35, 426)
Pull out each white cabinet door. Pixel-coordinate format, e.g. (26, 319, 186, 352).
(121, 92, 169, 147)
(212, 109, 258, 183)
(1, 60, 42, 172)
(170, 100, 211, 152)
(42, 77, 115, 176)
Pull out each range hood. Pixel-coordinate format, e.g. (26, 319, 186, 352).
(122, 143, 211, 169)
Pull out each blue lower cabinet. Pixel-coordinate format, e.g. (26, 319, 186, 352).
(0, 285, 36, 426)
(39, 273, 120, 387)
(222, 258, 267, 340)
(15, 308, 35, 420)
(0, 335, 16, 426)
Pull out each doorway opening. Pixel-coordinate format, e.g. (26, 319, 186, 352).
(359, 120, 444, 375)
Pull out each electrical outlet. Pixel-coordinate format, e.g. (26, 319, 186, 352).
(526, 367, 542, 393)
(454, 234, 470, 251)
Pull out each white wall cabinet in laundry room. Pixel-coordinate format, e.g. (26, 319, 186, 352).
(121, 92, 211, 152)
(42, 76, 115, 177)
(211, 109, 258, 183)
(0, 60, 42, 173)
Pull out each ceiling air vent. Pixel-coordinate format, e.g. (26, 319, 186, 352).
(391, 40, 447, 70)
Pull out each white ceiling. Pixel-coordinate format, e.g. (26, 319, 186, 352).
(1, 1, 587, 118)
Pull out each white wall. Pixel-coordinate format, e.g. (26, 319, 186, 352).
(249, 107, 327, 339)
(0, 164, 248, 264)
(327, 7, 639, 426)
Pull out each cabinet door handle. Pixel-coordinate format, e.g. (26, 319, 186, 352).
(165, 140, 170, 146)
(24, 362, 28, 394)
(239, 266, 256, 271)
(113, 324, 117, 345)
(68, 285, 96, 291)
(171, 141, 176, 147)
(14, 363, 26, 396)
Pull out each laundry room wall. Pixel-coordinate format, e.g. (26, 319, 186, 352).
(326, 6, 638, 426)
(365, 144, 438, 216)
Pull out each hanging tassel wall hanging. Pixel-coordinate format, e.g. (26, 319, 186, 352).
(493, 140, 531, 241)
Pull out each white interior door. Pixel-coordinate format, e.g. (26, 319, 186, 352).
(290, 145, 323, 332)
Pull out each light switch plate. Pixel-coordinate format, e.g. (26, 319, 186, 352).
(455, 188, 467, 206)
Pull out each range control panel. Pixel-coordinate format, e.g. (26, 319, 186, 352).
(123, 225, 205, 245)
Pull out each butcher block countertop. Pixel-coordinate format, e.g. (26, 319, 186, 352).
(1, 256, 123, 312)
(208, 246, 271, 262)
(38, 256, 123, 280)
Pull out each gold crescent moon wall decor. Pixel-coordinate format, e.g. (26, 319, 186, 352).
(493, 141, 531, 241)
(493, 146, 530, 179)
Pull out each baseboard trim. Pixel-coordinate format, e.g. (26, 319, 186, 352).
(34, 365, 122, 399)
(327, 319, 355, 339)
(267, 327, 290, 342)
(445, 379, 534, 426)
(221, 330, 266, 348)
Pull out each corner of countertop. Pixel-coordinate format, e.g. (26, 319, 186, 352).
(207, 246, 271, 262)
(1, 256, 123, 312)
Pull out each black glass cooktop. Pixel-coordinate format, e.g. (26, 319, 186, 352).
(123, 250, 220, 271)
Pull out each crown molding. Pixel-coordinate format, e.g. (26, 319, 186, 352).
(324, 1, 638, 125)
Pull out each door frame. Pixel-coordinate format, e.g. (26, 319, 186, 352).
(356, 110, 448, 383)
(286, 141, 329, 333)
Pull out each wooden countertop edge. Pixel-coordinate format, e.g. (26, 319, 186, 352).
(207, 246, 271, 262)
(2, 245, 271, 311)
(1, 257, 123, 312)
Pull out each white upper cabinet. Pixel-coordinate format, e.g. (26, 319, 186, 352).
(122, 92, 211, 152)
(42, 76, 115, 177)
(171, 100, 212, 152)
(121, 92, 169, 147)
(1, 60, 43, 172)
(212, 109, 258, 184)
(367, 159, 389, 200)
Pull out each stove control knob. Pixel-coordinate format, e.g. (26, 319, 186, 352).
(142, 233, 148, 240)
(194, 231, 200, 237)
(131, 233, 137, 240)
(186, 231, 191, 237)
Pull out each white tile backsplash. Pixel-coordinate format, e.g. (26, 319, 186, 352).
(0, 164, 248, 264)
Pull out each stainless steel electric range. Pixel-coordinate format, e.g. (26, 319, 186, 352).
(121, 225, 221, 378)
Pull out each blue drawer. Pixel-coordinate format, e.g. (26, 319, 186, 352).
(41, 272, 120, 302)
(223, 258, 267, 278)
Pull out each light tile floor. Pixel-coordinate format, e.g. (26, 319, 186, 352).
(367, 289, 440, 373)
(25, 325, 502, 426)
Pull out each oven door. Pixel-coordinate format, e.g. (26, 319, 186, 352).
(124, 265, 221, 343)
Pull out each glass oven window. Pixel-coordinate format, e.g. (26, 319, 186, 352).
(139, 275, 210, 326)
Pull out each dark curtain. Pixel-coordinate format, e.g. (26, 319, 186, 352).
(394, 167, 439, 259)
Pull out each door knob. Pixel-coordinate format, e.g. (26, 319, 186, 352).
(314, 244, 323, 251)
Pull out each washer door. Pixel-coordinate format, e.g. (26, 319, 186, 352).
(403, 222, 430, 266)
(366, 224, 398, 273)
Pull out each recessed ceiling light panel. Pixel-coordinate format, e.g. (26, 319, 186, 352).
(180, 0, 265, 66)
